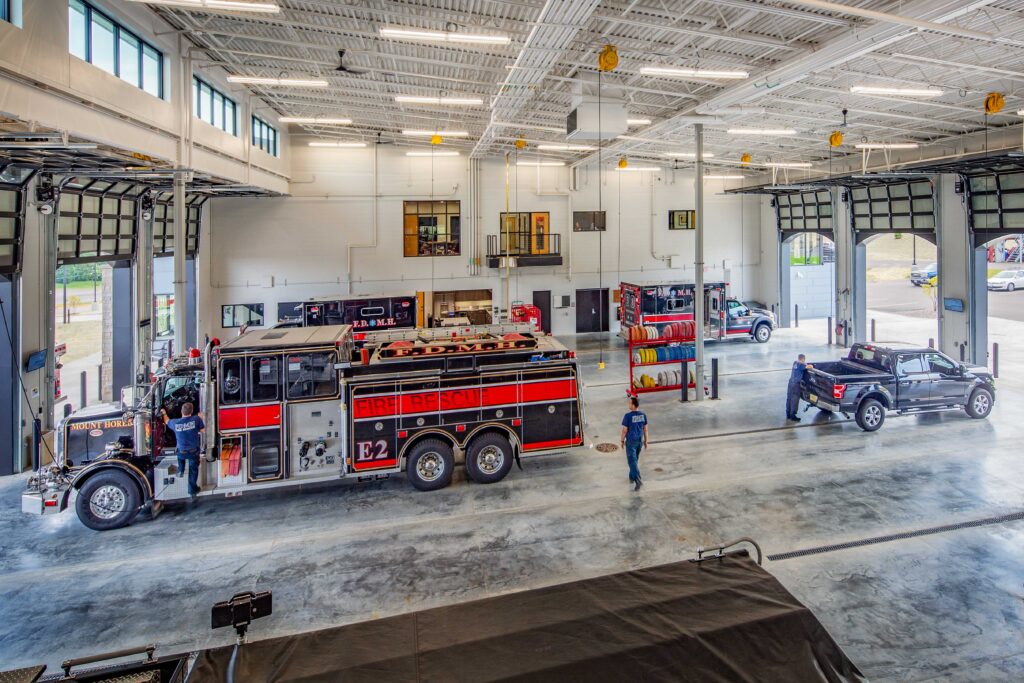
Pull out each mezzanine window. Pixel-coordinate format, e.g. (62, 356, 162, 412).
(193, 76, 238, 136)
(251, 115, 279, 157)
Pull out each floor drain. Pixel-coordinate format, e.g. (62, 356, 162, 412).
(595, 443, 619, 453)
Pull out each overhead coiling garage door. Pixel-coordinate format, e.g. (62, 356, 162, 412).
(152, 192, 204, 257)
(967, 172, 1024, 246)
(0, 183, 24, 274)
(775, 190, 833, 241)
(848, 180, 936, 243)
(56, 180, 204, 265)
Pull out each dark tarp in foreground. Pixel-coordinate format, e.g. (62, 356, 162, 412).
(191, 551, 865, 682)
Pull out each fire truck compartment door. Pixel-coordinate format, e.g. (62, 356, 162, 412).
(287, 401, 345, 476)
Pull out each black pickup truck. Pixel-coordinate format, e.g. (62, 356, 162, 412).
(801, 342, 996, 431)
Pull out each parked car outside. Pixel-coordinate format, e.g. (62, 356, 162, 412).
(910, 262, 937, 286)
(987, 269, 1024, 292)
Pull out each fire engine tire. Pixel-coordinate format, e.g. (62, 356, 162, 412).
(965, 387, 993, 419)
(855, 398, 886, 432)
(75, 470, 142, 531)
(754, 324, 772, 343)
(406, 439, 455, 491)
(465, 433, 515, 484)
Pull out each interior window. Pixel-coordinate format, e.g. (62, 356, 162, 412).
(896, 355, 926, 375)
(219, 358, 244, 405)
(926, 353, 957, 375)
(286, 352, 338, 399)
(249, 356, 280, 402)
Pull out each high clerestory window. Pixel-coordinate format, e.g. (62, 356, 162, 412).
(1, 0, 10, 23)
(193, 76, 238, 136)
(68, 0, 163, 98)
(251, 115, 279, 157)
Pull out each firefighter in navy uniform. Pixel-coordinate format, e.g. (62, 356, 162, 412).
(162, 402, 205, 497)
(786, 354, 813, 422)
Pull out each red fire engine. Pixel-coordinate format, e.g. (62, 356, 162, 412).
(24, 324, 585, 530)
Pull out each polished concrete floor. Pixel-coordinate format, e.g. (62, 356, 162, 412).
(2, 315, 1023, 680)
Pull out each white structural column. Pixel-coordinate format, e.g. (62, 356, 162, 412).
(172, 175, 187, 355)
(41, 186, 57, 431)
(693, 124, 705, 401)
(832, 188, 864, 345)
(936, 175, 987, 363)
(135, 196, 154, 383)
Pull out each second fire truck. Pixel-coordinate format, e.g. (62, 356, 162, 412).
(619, 281, 776, 344)
(23, 324, 585, 531)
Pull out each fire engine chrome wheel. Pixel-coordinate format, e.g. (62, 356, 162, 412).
(75, 470, 142, 531)
(855, 398, 885, 432)
(89, 485, 126, 520)
(406, 439, 454, 492)
(966, 388, 993, 419)
(417, 453, 445, 481)
(466, 433, 515, 484)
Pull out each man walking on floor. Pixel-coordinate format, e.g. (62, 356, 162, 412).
(163, 402, 205, 498)
(621, 394, 648, 491)
(786, 353, 813, 422)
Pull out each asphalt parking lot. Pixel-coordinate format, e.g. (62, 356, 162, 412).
(869, 277, 1024, 323)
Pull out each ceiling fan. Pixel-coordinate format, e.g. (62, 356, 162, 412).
(335, 50, 367, 75)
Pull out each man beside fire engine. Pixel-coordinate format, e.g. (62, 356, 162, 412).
(162, 402, 205, 498)
(620, 395, 649, 492)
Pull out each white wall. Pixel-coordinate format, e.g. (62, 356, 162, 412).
(789, 264, 835, 319)
(198, 144, 768, 338)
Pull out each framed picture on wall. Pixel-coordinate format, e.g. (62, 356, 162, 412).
(669, 210, 696, 230)
(573, 210, 606, 232)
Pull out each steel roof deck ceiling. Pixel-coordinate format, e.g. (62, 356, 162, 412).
(131, 1, 1024, 170)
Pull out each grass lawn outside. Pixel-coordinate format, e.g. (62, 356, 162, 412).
(56, 320, 102, 364)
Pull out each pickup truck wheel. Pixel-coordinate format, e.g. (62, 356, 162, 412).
(965, 388, 993, 419)
(406, 439, 454, 491)
(75, 470, 142, 531)
(465, 433, 515, 484)
(855, 399, 885, 432)
(753, 324, 772, 343)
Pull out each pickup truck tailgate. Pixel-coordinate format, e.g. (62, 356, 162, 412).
(804, 370, 839, 404)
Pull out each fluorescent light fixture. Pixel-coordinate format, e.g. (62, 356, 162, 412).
(402, 130, 469, 137)
(728, 128, 797, 135)
(763, 162, 813, 168)
(627, 118, 652, 125)
(0, 142, 98, 150)
(536, 144, 595, 151)
(126, 0, 280, 12)
(660, 152, 715, 158)
(227, 75, 328, 87)
(517, 161, 565, 167)
(641, 66, 749, 79)
(406, 151, 461, 157)
(854, 143, 920, 150)
(615, 166, 661, 172)
(280, 117, 352, 125)
(395, 95, 483, 106)
(850, 86, 942, 96)
(380, 27, 510, 45)
(704, 175, 744, 180)
(309, 141, 367, 148)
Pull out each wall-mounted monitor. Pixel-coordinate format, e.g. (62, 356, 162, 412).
(572, 211, 606, 232)
(668, 209, 695, 230)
